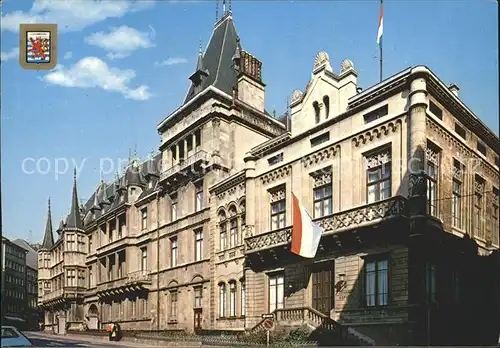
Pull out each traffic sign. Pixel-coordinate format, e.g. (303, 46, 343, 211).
(263, 318, 274, 331)
(261, 313, 274, 319)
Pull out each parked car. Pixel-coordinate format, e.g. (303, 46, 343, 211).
(1, 326, 33, 347)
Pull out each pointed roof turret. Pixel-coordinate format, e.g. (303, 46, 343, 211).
(65, 168, 84, 229)
(189, 41, 209, 87)
(41, 198, 55, 249)
(184, 11, 239, 103)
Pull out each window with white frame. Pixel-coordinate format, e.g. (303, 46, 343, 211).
(194, 286, 202, 308)
(171, 237, 178, 267)
(195, 229, 203, 261)
(66, 269, 76, 287)
(219, 212, 227, 251)
(312, 167, 333, 218)
(195, 181, 203, 212)
(66, 234, 75, 251)
(268, 273, 284, 312)
(229, 281, 236, 317)
(229, 206, 238, 247)
(452, 159, 463, 228)
(171, 193, 178, 221)
(141, 208, 148, 230)
(270, 186, 286, 230)
(365, 149, 391, 203)
(219, 283, 226, 317)
(365, 258, 388, 307)
(170, 291, 178, 320)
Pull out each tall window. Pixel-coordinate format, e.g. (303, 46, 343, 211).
(171, 202, 177, 221)
(366, 151, 391, 203)
(88, 266, 93, 288)
(271, 198, 286, 230)
(170, 291, 178, 320)
(66, 234, 75, 251)
(195, 229, 203, 261)
(141, 208, 148, 230)
(425, 263, 436, 302)
(474, 177, 484, 239)
(240, 279, 246, 316)
(195, 182, 203, 212)
(323, 95, 330, 119)
(219, 219, 227, 251)
(118, 251, 125, 278)
(171, 237, 178, 267)
(313, 101, 320, 124)
(88, 236, 93, 254)
(426, 148, 439, 217)
(229, 218, 238, 247)
(452, 160, 463, 228)
(66, 269, 76, 287)
(229, 281, 236, 317)
(365, 259, 388, 307)
(313, 184, 332, 218)
(109, 220, 116, 242)
(269, 273, 284, 312)
(78, 270, 85, 287)
(194, 287, 202, 308)
(118, 215, 126, 238)
(141, 247, 147, 271)
(219, 283, 226, 317)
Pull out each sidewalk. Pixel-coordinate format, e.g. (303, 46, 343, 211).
(27, 331, 180, 347)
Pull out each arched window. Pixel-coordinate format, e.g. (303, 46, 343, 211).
(218, 211, 227, 250)
(240, 200, 246, 237)
(229, 281, 237, 317)
(219, 283, 226, 317)
(313, 101, 320, 124)
(323, 95, 330, 119)
(228, 205, 238, 247)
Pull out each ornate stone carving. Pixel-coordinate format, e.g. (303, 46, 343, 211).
(269, 186, 286, 203)
(313, 51, 330, 70)
(311, 167, 332, 188)
(352, 120, 400, 147)
(426, 117, 472, 158)
(239, 110, 282, 137)
(291, 89, 303, 104)
(425, 147, 439, 165)
(340, 58, 354, 74)
(260, 165, 292, 185)
(212, 118, 221, 128)
(302, 145, 338, 168)
(474, 180, 485, 193)
(245, 196, 406, 253)
(409, 172, 427, 197)
(365, 151, 391, 170)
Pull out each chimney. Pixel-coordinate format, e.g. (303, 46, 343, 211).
(448, 83, 459, 97)
(235, 50, 265, 111)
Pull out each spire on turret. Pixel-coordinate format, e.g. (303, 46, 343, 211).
(41, 198, 55, 249)
(65, 168, 84, 229)
(189, 41, 209, 87)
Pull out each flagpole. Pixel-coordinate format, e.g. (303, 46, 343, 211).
(379, 37, 383, 83)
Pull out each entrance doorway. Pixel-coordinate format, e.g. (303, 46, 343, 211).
(311, 261, 334, 315)
(87, 304, 99, 330)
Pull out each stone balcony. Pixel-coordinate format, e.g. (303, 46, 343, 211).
(160, 149, 210, 184)
(245, 196, 408, 261)
(96, 270, 152, 299)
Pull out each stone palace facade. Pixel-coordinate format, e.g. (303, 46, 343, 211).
(38, 10, 500, 346)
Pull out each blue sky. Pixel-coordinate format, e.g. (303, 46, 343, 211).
(1, 0, 498, 243)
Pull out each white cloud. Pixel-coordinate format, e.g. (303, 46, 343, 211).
(64, 51, 72, 59)
(1, 0, 154, 33)
(43, 57, 152, 101)
(155, 57, 188, 67)
(85, 26, 154, 60)
(1, 47, 19, 62)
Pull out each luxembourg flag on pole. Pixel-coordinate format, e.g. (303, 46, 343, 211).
(290, 192, 323, 258)
(377, 0, 384, 45)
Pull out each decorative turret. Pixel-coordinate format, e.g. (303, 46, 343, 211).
(189, 41, 209, 90)
(41, 198, 54, 250)
(65, 168, 84, 230)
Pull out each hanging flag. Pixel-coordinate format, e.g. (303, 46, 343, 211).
(290, 192, 323, 258)
(377, 0, 384, 45)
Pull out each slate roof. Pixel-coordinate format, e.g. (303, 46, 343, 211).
(65, 169, 84, 230)
(184, 12, 239, 103)
(41, 199, 54, 250)
(11, 239, 37, 270)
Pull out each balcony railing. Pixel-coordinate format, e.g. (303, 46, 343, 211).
(44, 288, 63, 301)
(245, 196, 407, 254)
(160, 150, 209, 181)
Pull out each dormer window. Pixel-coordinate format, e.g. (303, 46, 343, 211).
(323, 96, 330, 119)
(313, 101, 320, 124)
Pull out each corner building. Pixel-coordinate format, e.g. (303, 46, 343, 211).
(38, 9, 499, 346)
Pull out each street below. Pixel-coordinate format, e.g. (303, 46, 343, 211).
(24, 332, 146, 347)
